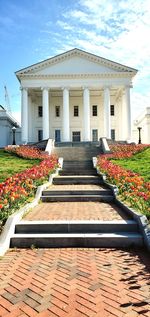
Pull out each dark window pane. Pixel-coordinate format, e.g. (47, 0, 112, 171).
(55, 106, 60, 117)
(92, 105, 97, 116)
(38, 106, 43, 117)
(74, 106, 79, 117)
(110, 105, 115, 116)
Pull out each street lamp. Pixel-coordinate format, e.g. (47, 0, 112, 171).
(137, 127, 142, 144)
(12, 126, 16, 145)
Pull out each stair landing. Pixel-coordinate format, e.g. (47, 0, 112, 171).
(23, 201, 130, 221)
(47, 184, 105, 190)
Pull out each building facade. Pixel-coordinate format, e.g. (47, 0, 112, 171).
(132, 107, 150, 144)
(16, 48, 137, 144)
(0, 105, 21, 147)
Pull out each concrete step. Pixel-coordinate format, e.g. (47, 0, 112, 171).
(59, 170, 98, 176)
(41, 194, 114, 202)
(15, 220, 139, 234)
(10, 232, 143, 248)
(63, 160, 93, 168)
(42, 189, 112, 196)
(53, 176, 103, 185)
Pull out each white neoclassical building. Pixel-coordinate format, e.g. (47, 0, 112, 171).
(15, 48, 137, 144)
(132, 107, 150, 144)
(0, 105, 21, 147)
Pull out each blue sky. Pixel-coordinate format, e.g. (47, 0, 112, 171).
(0, 0, 150, 123)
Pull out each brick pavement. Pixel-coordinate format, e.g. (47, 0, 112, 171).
(0, 248, 150, 317)
(23, 202, 130, 221)
(49, 185, 105, 190)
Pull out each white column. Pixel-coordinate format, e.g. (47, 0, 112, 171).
(83, 88, 90, 141)
(21, 87, 28, 144)
(42, 87, 49, 140)
(103, 87, 111, 139)
(124, 86, 131, 140)
(62, 88, 70, 141)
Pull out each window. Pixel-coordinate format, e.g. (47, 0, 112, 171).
(55, 106, 60, 117)
(111, 129, 115, 141)
(92, 105, 97, 116)
(38, 106, 43, 117)
(38, 130, 43, 141)
(74, 106, 79, 117)
(72, 131, 81, 142)
(92, 129, 98, 142)
(110, 105, 115, 116)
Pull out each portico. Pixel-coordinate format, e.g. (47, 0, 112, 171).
(16, 48, 137, 144)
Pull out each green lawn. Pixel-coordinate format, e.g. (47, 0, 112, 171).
(0, 150, 40, 183)
(112, 148, 150, 182)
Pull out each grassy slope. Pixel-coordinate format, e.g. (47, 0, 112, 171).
(112, 148, 150, 182)
(0, 150, 40, 183)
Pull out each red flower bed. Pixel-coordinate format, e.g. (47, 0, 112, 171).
(0, 146, 58, 223)
(97, 144, 150, 218)
(109, 144, 148, 159)
(5, 145, 48, 160)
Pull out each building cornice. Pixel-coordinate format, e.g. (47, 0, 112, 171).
(18, 72, 135, 80)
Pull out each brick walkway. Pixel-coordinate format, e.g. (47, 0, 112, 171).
(24, 202, 130, 221)
(49, 184, 106, 190)
(0, 248, 150, 317)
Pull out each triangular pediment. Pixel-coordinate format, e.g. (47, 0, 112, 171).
(16, 48, 137, 78)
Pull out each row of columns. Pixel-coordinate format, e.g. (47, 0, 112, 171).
(21, 86, 131, 143)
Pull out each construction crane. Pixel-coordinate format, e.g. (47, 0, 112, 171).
(4, 85, 12, 113)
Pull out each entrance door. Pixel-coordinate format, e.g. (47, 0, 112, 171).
(72, 131, 81, 142)
(55, 130, 61, 142)
(38, 130, 43, 141)
(92, 129, 98, 142)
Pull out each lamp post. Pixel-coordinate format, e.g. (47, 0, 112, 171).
(12, 126, 16, 145)
(137, 127, 142, 144)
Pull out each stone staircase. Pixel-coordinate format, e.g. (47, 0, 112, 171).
(11, 220, 141, 248)
(53, 144, 101, 160)
(10, 144, 143, 249)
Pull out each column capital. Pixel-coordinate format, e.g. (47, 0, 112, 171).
(103, 86, 111, 90)
(41, 87, 49, 91)
(82, 86, 89, 90)
(62, 87, 70, 91)
(20, 86, 28, 91)
(124, 84, 133, 90)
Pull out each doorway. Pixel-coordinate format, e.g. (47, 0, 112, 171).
(72, 131, 81, 142)
(92, 129, 98, 142)
(55, 129, 61, 142)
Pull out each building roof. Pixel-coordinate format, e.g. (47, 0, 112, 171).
(0, 105, 20, 127)
(15, 48, 138, 81)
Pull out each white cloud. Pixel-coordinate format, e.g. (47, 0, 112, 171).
(47, 0, 150, 119)
(7, 0, 150, 122)
(56, 21, 74, 31)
